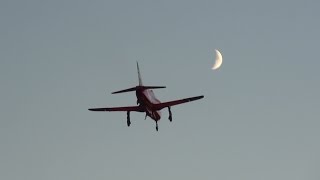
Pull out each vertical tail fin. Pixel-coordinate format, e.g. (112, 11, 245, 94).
(136, 61, 143, 86)
(111, 62, 166, 94)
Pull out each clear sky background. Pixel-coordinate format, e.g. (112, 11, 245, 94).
(1, 0, 319, 179)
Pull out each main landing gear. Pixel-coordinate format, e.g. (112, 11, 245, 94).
(126, 111, 161, 132)
(168, 107, 172, 122)
(127, 111, 131, 127)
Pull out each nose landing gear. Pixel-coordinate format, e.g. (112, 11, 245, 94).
(156, 121, 159, 131)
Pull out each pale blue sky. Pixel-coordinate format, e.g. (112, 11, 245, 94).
(1, 0, 319, 180)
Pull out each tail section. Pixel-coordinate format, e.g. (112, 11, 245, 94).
(112, 86, 166, 94)
(137, 61, 143, 86)
(111, 62, 166, 94)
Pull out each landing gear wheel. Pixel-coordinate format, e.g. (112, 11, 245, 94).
(168, 107, 172, 122)
(156, 122, 159, 131)
(127, 111, 131, 127)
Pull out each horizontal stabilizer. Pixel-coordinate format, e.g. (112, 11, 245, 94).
(142, 86, 166, 89)
(112, 86, 166, 94)
(112, 87, 137, 94)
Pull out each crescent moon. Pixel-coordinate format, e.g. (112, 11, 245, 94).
(212, 49, 223, 70)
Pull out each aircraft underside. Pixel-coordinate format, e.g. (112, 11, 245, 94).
(126, 106, 172, 131)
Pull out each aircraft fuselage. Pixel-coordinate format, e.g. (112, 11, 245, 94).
(136, 87, 161, 121)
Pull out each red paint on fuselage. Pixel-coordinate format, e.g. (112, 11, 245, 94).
(136, 87, 162, 121)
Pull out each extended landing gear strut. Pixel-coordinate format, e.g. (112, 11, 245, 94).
(127, 111, 131, 127)
(156, 121, 159, 131)
(168, 107, 172, 122)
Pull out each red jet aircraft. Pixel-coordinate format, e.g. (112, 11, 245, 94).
(89, 62, 204, 131)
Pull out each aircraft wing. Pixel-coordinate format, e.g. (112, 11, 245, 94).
(88, 105, 144, 112)
(153, 95, 204, 110)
